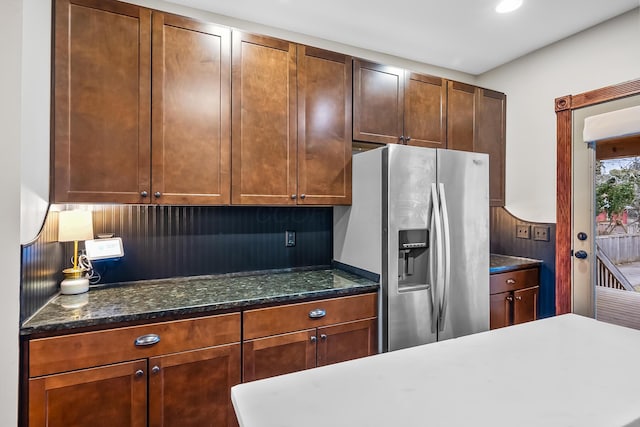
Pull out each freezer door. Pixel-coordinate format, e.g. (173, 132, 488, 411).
(384, 145, 438, 351)
(436, 149, 490, 341)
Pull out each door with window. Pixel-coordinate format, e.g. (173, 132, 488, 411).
(571, 94, 640, 320)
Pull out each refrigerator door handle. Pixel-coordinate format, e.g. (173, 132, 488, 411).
(430, 183, 444, 334)
(429, 187, 437, 333)
(438, 183, 451, 331)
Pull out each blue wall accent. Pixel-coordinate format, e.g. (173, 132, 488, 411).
(490, 207, 556, 318)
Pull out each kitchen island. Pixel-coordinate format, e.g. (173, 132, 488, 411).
(232, 314, 640, 427)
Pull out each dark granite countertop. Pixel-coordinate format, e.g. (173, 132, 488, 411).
(21, 269, 379, 336)
(490, 254, 542, 274)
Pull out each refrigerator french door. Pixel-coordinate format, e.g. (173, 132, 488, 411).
(334, 144, 489, 352)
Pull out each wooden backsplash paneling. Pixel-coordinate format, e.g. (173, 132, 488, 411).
(21, 205, 333, 322)
(490, 207, 556, 318)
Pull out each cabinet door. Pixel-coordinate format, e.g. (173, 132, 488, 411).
(53, 0, 151, 203)
(317, 318, 377, 367)
(490, 292, 511, 330)
(297, 46, 352, 205)
(29, 360, 147, 427)
(513, 287, 539, 325)
(231, 32, 297, 205)
(148, 344, 241, 427)
(151, 13, 231, 205)
(243, 330, 316, 382)
(404, 73, 447, 149)
(476, 88, 506, 207)
(353, 60, 404, 144)
(446, 81, 476, 152)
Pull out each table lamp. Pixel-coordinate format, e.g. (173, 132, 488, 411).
(58, 210, 94, 295)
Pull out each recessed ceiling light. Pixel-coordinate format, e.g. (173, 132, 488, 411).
(496, 0, 523, 14)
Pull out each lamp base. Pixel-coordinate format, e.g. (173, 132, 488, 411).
(61, 268, 89, 295)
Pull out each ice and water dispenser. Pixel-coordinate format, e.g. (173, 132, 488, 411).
(397, 229, 429, 291)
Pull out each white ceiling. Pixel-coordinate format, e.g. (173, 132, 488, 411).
(166, 0, 639, 75)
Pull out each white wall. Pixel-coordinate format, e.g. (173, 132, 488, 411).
(0, 0, 22, 424)
(477, 8, 640, 223)
(20, 0, 51, 244)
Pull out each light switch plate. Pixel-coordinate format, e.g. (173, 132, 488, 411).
(516, 225, 530, 239)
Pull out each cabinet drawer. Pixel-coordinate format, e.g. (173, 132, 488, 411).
(29, 313, 241, 377)
(490, 268, 539, 294)
(243, 293, 377, 339)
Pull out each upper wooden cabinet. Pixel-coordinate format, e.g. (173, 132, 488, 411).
(404, 73, 447, 149)
(53, 0, 152, 203)
(353, 60, 404, 145)
(476, 88, 506, 207)
(353, 60, 446, 148)
(53, 0, 231, 204)
(297, 46, 352, 205)
(151, 12, 231, 205)
(446, 81, 476, 153)
(231, 32, 297, 205)
(448, 81, 506, 206)
(232, 34, 352, 205)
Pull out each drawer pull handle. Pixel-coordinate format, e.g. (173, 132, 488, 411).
(309, 309, 326, 319)
(506, 279, 516, 284)
(135, 369, 144, 377)
(134, 334, 161, 347)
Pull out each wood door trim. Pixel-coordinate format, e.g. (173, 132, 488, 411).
(555, 78, 640, 315)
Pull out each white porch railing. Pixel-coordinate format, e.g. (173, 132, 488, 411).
(595, 244, 635, 291)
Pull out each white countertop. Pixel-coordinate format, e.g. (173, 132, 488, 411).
(232, 314, 640, 427)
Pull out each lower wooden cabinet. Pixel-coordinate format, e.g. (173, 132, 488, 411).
(27, 314, 241, 427)
(29, 360, 148, 427)
(24, 293, 379, 426)
(243, 329, 317, 382)
(243, 294, 378, 382)
(489, 267, 539, 330)
(148, 345, 240, 427)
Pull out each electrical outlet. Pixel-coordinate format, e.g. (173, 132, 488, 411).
(533, 226, 550, 241)
(285, 230, 296, 247)
(516, 225, 530, 239)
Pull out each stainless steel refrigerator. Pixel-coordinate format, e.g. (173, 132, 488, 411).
(334, 144, 489, 352)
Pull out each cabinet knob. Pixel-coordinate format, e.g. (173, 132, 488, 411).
(300, 194, 306, 199)
(405, 136, 411, 143)
(320, 334, 327, 341)
(291, 194, 297, 200)
(140, 191, 148, 198)
(309, 308, 326, 319)
(154, 191, 162, 198)
(515, 296, 522, 301)
(506, 278, 516, 284)
(399, 135, 405, 144)
(152, 365, 160, 374)
(310, 336, 317, 343)
(135, 369, 144, 378)
(134, 334, 160, 346)
(506, 295, 514, 302)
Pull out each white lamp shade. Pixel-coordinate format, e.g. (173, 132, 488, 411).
(58, 210, 94, 242)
